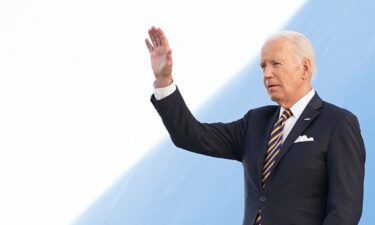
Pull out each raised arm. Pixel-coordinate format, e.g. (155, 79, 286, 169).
(146, 27, 247, 161)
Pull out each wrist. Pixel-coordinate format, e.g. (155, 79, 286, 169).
(154, 77, 173, 88)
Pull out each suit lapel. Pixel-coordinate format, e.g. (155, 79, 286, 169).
(272, 93, 323, 173)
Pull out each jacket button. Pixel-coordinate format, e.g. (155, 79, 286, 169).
(260, 196, 267, 202)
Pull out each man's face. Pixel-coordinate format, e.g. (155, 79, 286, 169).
(260, 38, 307, 106)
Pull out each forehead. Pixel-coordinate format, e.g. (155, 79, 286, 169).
(261, 38, 296, 61)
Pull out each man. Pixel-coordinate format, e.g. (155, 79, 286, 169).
(145, 26, 365, 225)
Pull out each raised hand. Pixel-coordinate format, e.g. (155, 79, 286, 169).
(145, 26, 173, 88)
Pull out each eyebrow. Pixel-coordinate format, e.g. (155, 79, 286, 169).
(260, 59, 282, 66)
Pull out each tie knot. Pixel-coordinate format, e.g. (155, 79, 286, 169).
(281, 109, 293, 120)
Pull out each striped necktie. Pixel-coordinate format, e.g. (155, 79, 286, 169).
(254, 109, 293, 225)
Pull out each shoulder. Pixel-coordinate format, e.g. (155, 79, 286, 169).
(252, 105, 279, 114)
(319, 101, 361, 134)
(321, 101, 358, 122)
(244, 105, 279, 120)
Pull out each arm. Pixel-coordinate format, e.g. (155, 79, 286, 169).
(151, 87, 248, 161)
(323, 114, 366, 225)
(146, 27, 248, 161)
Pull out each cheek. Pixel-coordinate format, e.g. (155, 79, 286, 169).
(281, 70, 299, 88)
(263, 76, 267, 88)
(284, 79, 301, 94)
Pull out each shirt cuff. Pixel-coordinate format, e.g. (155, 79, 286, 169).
(153, 80, 177, 100)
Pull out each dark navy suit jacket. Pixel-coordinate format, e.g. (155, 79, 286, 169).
(151, 88, 365, 225)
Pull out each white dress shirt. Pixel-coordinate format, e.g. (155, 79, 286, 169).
(153, 81, 315, 140)
(153, 80, 177, 100)
(280, 89, 315, 140)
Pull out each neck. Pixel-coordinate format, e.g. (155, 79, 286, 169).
(279, 87, 312, 109)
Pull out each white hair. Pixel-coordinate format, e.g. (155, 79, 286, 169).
(264, 31, 317, 79)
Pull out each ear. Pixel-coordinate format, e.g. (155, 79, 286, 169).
(301, 57, 312, 80)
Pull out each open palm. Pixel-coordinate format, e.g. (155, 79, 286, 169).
(145, 27, 173, 87)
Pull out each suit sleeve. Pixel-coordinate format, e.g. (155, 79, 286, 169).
(323, 113, 366, 225)
(150, 87, 249, 161)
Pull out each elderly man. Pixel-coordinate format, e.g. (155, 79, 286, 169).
(145, 26, 365, 225)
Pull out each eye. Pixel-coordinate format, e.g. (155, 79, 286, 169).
(260, 63, 266, 70)
(272, 61, 282, 67)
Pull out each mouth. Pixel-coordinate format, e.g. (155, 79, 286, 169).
(267, 84, 280, 89)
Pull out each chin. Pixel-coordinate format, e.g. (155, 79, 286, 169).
(268, 94, 281, 104)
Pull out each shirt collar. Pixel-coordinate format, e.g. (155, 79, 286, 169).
(279, 89, 316, 120)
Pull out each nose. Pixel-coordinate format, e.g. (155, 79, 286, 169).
(263, 66, 274, 79)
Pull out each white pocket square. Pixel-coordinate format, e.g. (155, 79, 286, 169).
(294, 135, 314, 143)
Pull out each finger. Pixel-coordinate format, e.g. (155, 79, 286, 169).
(145, 39, 153, 52)
(158, 28, 170, 48)
(154, 28, 163, 46)
(148, 28, 157, 47)
(148, 27, 158, 47)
